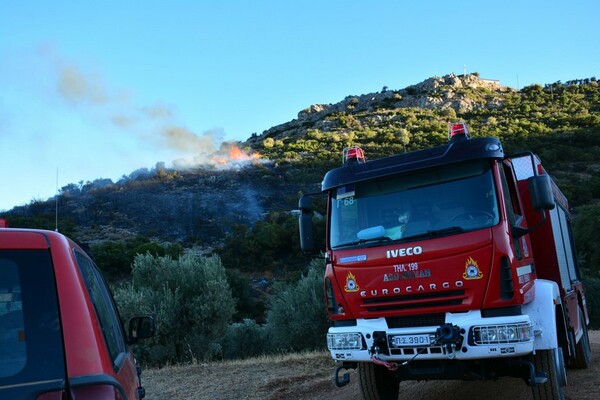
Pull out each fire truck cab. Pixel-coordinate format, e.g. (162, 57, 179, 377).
(299, 123, 591, 400)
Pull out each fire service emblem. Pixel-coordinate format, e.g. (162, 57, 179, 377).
(462, 257, 483, 280)
(344, 272, 360, 292)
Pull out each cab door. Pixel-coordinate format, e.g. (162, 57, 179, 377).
(74, 252, 143, 399)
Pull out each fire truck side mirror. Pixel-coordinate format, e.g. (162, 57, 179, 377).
(528, 175, 556, 211)
(298, 196, 315, 254)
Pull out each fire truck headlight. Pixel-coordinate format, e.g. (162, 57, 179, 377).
(498, 326, 517, 341)
(471, 323, 533, 345)
(327, 332, 364, 350)
(479, 327, 497, 343)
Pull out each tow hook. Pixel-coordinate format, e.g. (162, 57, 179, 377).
(371, 354, 399, 371)
(334, 362, 356, 387)
(435, 324, 464, 359)
(370, 345, 400, 371)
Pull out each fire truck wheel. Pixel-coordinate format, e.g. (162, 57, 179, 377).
(358, 363, 399, 400)
(531, 348, 566, 400)
(571, 307, 592, 369)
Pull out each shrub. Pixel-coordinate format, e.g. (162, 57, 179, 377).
(264, 258, 328, 352)
(263, 137, 275, 148)
(221, 257, 330, 359)
(114, 253, 235, 365)
(582, 275, 600, 329)
(221, 319, 268, 359)
(574, 204, 600, 277)
(91, 237, 183, 282)
(218, 211, 325, 275)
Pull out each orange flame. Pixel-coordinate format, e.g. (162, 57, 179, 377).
(211, 145, 261, 165)
(228, 145, 261, 161)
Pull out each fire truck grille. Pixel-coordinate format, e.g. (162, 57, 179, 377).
(386, 313, 446, 328)
(361, 290, 466, 314)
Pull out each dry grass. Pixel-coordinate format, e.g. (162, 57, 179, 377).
(143, 333, 600, 400)
(142, 350, 350, 400)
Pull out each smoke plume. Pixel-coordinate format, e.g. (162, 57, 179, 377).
(58, 64, 108, 105)
(44, 47, 258, 169)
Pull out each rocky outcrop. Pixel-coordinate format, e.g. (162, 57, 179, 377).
(249, 73, 514, 143)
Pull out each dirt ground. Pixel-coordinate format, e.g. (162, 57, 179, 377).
(143, 331, 600, 400)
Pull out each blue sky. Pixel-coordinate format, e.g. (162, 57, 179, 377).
(1, 0, 598, 211)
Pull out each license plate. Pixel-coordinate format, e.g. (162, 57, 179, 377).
(391, 334, 431, 347)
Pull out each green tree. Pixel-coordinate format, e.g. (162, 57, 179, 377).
(264, 258, 328, 352)
(218, 211, 325, 276)
(574, 204, 600, 277)
(396, 128, 411, 152)
(263, 137, 275, 148)
(114, 253, 235, 365)
(221, 319, 268, 359)
(91, 236, 183, 281)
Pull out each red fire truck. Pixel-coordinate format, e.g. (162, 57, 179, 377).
(299, 123, 591, 400)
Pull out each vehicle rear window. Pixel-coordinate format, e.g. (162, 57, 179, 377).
(75, 252, 128, 368)
(0, 250, 66, 387)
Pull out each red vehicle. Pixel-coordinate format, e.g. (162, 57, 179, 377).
(0, 228, 155, 399)
(299, 123, 591, 399)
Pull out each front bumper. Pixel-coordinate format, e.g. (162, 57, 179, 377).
(327, 310, 535, 362)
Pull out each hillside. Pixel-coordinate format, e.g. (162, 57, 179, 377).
(249, 73, 511, 146)
(247, 74, 600, 207)
(8, 162, 297, 243)
(3, 72, 600, 269)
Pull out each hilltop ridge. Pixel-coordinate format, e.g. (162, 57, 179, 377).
(249, 73, 513, 145)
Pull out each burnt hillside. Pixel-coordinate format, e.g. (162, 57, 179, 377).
(5, 161, 321, 247)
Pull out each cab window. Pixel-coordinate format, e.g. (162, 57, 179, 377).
(0, 250, 65, 386)
(75, 252, 128, 369)
(329, 160, 500, 248)
(499, 162, 523, 225)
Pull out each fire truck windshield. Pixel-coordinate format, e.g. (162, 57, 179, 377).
(329, 160, 500, 249)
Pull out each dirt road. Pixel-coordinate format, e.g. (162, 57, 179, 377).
(143, 331, 600, 400)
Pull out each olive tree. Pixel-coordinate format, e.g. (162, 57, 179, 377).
(264, 258, 329, 352)
(114, 253, 235, 365)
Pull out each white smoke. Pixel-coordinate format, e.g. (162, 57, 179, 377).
(44, 47, 238, 168)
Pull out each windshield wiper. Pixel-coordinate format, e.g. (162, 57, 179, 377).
(403, 226, 465, 241)
(333, 236, 394, 249)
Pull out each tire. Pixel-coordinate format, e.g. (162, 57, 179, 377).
(571, 307, 592, 369)
(358, 362, 399, 400)
(531, 348, 566, 400)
